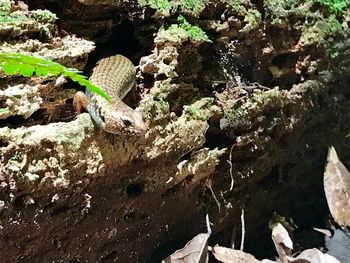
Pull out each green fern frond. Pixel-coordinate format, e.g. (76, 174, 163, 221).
(0, 53, 110, 101)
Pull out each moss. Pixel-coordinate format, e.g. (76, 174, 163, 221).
(263, 0, 299, 25)
(300, 14, 344, 46)
(227, 1, 261, 31)
(184, 104, 202, 119)
(152, 79, 173, 98)
(314, 0, 350, 12)
(330, 48, 340, 58)
(0, 9, 57, 24)
(139, 80, 172, 123)
(227, 0, 249, 15)
(138, 0, 205, 16)
(179, 0, 204, 16)
(155, 16, 210, 43)
(27, 10, 57, 23)
(153, 93, 169, 109)
(264, 0, 349, 26)
(262, 0, 347, 48)
(184, 98, 221, 121)
(177, 15, 209, 41)
(0, 0, 11, 16)
(329, 37, 350, 61)
(241, 9, 261, 32)
(9, 154, 17, 161)
(57, 113, 95, 151)
(222, 89, 290, 130)
(155, 24, 188, 43)
(140, 97, 170, 124)
(0, 9, 57, 39)
(138, 0, 173, 16)
(0, 108, 10, 114)
(326, 14, 343, 32)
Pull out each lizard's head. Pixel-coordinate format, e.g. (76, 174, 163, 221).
(103, 109, 147, 137)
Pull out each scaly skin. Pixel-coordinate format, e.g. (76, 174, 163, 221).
(74, 55, 146, 136)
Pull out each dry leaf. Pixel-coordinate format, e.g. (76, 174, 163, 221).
(162, 233, 210, 263)
(313, 227, 332, 237)
(325, 228, 350, 262)
(271, 223, 293, 261)
(324, 146, 350, 226)
(210, 245, 261, 263)
(287, 248, 341, 263)
(285, 258, 311, 263)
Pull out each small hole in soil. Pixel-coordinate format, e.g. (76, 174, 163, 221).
(103, 250, 117, 260)
(0, 99, 6, 108)
(123, 211, 135, 221)
(50, 205, 70, 216)
(179, 151, 192, 162)
(184, 174, 194, 182)
(0, 115, 26, 129)
(13, 194, 26, 209)
(272, 53, 288, 66)
(0, 139, 9, 148)
(258, 166, 280, 189)
(126, 182, 144, 197)
(163, 57, 173, 65)
(161, 185, 178, 198)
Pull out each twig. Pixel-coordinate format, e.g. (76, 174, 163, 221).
(206, 214, 212, 235)
(240, 209, 245, 251)
(230, 225, 236, 249)
(226, 144, 235, 190)
(206, 179, 221, 211)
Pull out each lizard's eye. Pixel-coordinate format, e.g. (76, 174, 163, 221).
(121, 117, 132, 127)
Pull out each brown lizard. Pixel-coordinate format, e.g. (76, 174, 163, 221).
(74, 55, 146, 136)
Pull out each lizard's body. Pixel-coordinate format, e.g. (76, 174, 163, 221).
(74, 55, 146, 136)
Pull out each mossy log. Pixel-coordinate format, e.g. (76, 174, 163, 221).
(1, 0, 350, 261)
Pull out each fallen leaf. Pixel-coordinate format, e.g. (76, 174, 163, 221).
(325, 228, 350, 262)
(271, 223, 293, 260)
(210, 245, 261, 263)
(287, 248, 341, 263)
(313, 227, 332, 237)
(162, 233, 210, 263)
(285, 258, 311, 263)
(324, 146, 350, 226)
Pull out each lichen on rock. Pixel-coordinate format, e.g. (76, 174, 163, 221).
(0, 83, 43, 119)
(144, 115, 209, 159)
(0, 0, 11, 16)
(0, 2, 95, 121)
(140, 45, 179, 78)
(0, 8, 57, 40)
(220, 88, 298, 132)
(138, 15, 221, 161)
(138, 0, 205, 17)
(155, 16, 210, 44)
(173, 147, 227, 186)
(0, 113, 94, 192)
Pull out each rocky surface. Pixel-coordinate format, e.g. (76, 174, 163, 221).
(1, 0, 350, 262)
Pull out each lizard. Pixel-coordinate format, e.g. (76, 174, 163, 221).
(73, 55, 147, 136)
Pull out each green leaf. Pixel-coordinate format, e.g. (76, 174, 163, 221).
(35, 66, 49, 76)
(69, 74, 110, 101)
(0, 53, 110, 101)
(2, 61, 19, 75)
(18, 63, 35, 77)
